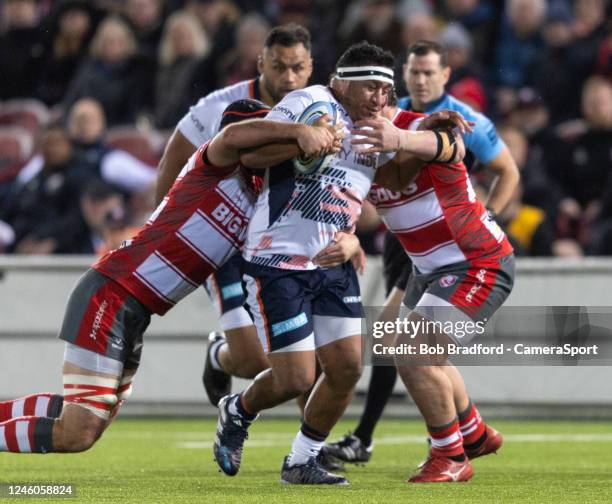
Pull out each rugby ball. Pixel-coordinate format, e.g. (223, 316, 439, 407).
(293, 100, 338, 175)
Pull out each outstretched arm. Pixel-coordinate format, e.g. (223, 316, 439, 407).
(239, 116, 344, 169)
(155, 130, 197, 204)
(482, 146, 520, 214)
(207, 118, 341, 167)
(351, 116, 467, 165)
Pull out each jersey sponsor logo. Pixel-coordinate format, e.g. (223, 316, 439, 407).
(189, 112, 205, 133)
(336, 146, 377, 168)
(211, 203, 247, 240)
(221, 282, 244, 300)
(368, 183, 418, 205)
(271, 105, 296, 121)
(480, 211, 505, 243)
(271, 312, 308, 337)
(110, 335, 124, 351)
(89, 300, 108, 340)
(439, 274, 458, 288)
(343, 295, 361, 303)
(465, 269, 487, 303)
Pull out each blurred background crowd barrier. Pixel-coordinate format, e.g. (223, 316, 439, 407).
(2, 255, 612, 418)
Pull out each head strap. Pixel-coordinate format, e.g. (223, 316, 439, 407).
(335, 66, 394, 85)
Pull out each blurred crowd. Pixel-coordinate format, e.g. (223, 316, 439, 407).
(0, 0, 610, 256)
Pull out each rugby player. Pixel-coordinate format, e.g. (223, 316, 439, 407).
(0, 99, 342, 454)
(333, 101, 516, 483)
(154, 23, 323, 405)
(326, 40, 519, 469)
(212, 41, 470, 485)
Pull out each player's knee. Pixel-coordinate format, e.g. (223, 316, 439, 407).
(397, 363, 445, 388)
(238, 357, 269, 379)
(275, 370, 315, 398)
(324, 359, 362, 390)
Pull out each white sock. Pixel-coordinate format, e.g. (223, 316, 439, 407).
(287, 431, 324, 466)
(209, 339, 225, 372)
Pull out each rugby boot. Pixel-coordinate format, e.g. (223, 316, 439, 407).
(317, 449, 345, 472)
(418, 426, 502, 468)
(465, 425, 503, 460)
(203, 331, 231, 407)
(323, 433, 372, 464)
(408, 455, 473, 483)
(280, 456, 349, 485)
(213, 394, 252, 476)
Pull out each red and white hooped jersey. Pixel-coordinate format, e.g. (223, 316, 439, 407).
(94, 143, 256, 315)
(368, 110, 513, 273)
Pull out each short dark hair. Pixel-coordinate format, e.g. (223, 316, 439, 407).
(407, 40, 449, 67)
(264, 23, 311, 51)
(335, 41, 394, 70)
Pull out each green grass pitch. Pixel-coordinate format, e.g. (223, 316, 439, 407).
(1, 418, 612, 503)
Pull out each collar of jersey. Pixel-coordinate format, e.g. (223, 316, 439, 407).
(250, 77, 262, 101)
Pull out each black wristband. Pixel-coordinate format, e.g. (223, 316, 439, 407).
(486, 207, 497, 220)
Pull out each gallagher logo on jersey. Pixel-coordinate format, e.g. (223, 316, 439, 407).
(439, 275, 458, 288)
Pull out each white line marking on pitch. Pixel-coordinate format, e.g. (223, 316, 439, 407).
(175, 433, 612, 449)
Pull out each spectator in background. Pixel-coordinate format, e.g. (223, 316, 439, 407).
(123, 0, 164, 111)
(495, 125, 580, 257)
(59, 179, 130, 254)
(529, 2, 575, 124)
(503, 88, 559, 218)
(561, 0, 609, 118)
(186, 0, 241, 95)
(217, 13, 270, 87)
(339, 0, 403, 55)
(437, 0, 500, 65)
(394, 5, 439, 95)
(124, 0, 163, 59)
(0, 0, 44, 99)
(494, 0, 546, 114)
(62, 16, 151, 126)
(439, 22, 488, 113)
(66, 98, 156, 196)
(36, 0, 99, 106)
(596, 21, 611, 77)
(545, 76, 612, 249)
(0, 123, 85, 254)
(154, 11, 210, 129)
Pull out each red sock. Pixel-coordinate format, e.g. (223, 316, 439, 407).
(0, 416, 55, 453)
(0, 394, 63, 422)
(428, 419, 464, 458)
(459, 400, 486, 446)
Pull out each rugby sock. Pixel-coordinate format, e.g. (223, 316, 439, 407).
(209, 339, 226, 372)
(0, 394, 63, 422)
(229, 393, 257, 422)
(287, 422, 328, 466)
(459, 400, 487, 449)
(428, 419, 465, 461)
(353, 366, 397, 447)
(0, 416, 55, 453)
